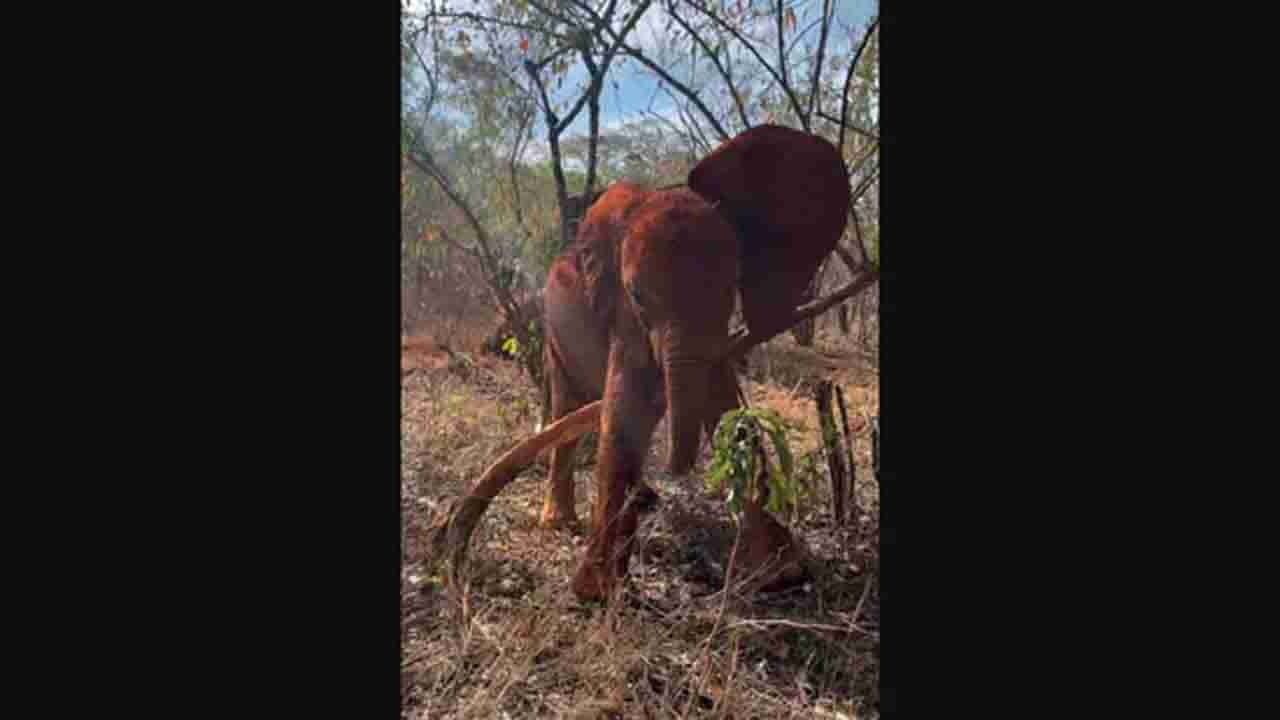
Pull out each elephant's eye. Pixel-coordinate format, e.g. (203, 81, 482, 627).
(629, 285, 646, 310)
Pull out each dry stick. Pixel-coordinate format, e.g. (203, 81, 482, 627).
(689, 437, 773, 716)
(837, 15, 879, 155)
(816, 381, 847, 528)
(726, 618, 851, 634)
(850, 572, 874, 631)
(666, 4, 750, 131)
(727, 271, 880, 356)
(808, 0, 835, 123)
(686, 520, 743, 718)
(683, 0, 807, 128)
(428, 402, 602, 583)
(817, 111, 880, 141)
(835, 384, 857, 526)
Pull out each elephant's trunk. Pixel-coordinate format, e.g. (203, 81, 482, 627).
(665, 355, 712, 475)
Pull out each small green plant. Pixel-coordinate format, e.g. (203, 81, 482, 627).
(706, 408, 808, 518)
(498, 319, 546, 384)
(500, 335, 521, 358)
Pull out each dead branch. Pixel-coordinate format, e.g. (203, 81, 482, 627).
(615, 40, 730, 142)
(838, 15, 879, 155)
(816, 111, 880, 141)
(808, 0, 834, 122)
(426, 401, 603, 583)
(683, 0, 807, 128)
(665, 1, 751, 131)
(726, 618, 853, 634)
(835, 242, 863, 276)
(851, 163, 880, 204)
(727, 271, 880, 357)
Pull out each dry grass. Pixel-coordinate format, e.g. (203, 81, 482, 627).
(402, 329, 879, 719)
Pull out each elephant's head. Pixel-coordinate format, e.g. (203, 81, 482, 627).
(618, 187, 740, 474)
(606, 124, 851, 472)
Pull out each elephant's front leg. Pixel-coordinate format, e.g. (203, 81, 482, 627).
(571, 341, 662, 602)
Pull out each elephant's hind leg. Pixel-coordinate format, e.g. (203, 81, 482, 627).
(540, 344, 586, 531)
(541, 439, 582, 530)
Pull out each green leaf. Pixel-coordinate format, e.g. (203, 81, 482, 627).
(501, 336, 520, 357)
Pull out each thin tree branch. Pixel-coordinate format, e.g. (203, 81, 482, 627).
(835, 241, 863, 276)
(808, 0, 833, 123)
(845, 138, 879, 180)
(727, 271, 880, 357)
(407, 148, 529, 345)
(850, 205, 874, 268)
(775, 0, 797, 127)
(567, 0, 732, 142)
(617, 43, 730, 141)
(684, 0, 806, 129)
(525, 0, 582, 26)
(548, 0, 651, 136)
(816, 111, 879, 140)
(838, 15, 878, 154)
(666, 1, 750, 131)
(426, 10, 570, 43)
(851, 163, 879, 204)
(508, 107, 534, 240)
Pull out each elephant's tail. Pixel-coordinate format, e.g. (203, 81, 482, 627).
(426, 401, 603, 586)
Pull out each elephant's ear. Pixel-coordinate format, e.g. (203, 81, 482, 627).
(688, 125, 850, 338)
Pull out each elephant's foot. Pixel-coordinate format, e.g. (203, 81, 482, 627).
(729, 506, 811, 593)
(540, 484, 582, 532)
(630, 483, 659, 513)
(571, 558, 613, 602)
(538, 505, 582, 532)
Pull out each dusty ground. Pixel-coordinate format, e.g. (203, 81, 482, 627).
(402, 331, 880, 719)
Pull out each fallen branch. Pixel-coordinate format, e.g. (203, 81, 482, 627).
(426, 402, 602, 583)
(726, 618, 851, 634)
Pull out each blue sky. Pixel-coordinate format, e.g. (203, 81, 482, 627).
(572, 0, 877, 135)
(559, 0, 876, 138)
(407, 0, 878, 141)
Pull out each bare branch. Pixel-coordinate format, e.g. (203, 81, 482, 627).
(427, 10, 570, 44)
(775, 0, 796, 127)
(666, 1, 750, 131)
(850, 205, 874, 267)
(508, 108, 534, 239)
(405, 146, 531, 352)
(838, 137, 879, 187)
(618, 43, 730, 141)
(851, 162, 879, 204)
(666, 87, 715, 154)
(838, 15, 879, 154)
(525, 0, 581, 26)
(808, 0, 834, 122)
(835, 241, 864, 276)
(684, 0, 806, 129)
(727, 271, 880, 357)
(815, 111, 879, 141)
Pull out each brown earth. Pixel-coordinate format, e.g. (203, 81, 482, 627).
(402, 331, 879, 719)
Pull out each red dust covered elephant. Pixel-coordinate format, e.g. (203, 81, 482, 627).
(434, 125, 851, 602)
